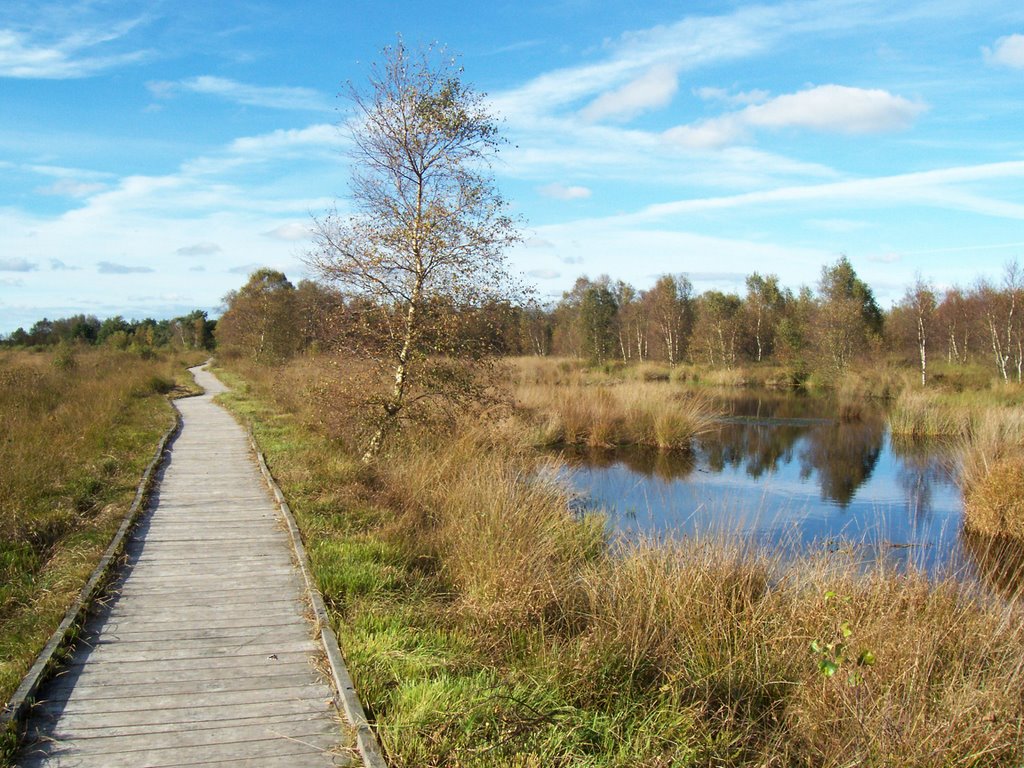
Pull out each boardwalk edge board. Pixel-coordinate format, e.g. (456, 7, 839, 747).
(250, 432, 389, 768)
(0, 407, 183, 740)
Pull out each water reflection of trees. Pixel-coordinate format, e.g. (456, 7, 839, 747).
(798, 419, 885, 508)
(564, 398, 957, 520)
(698, 422, 805, 478)
(562, 446, 697, 482)
(890, 435, 958, 522)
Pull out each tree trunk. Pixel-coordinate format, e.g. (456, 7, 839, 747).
(917, 314, 927, 386)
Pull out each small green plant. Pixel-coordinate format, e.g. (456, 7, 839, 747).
(811, 591, 876, 686)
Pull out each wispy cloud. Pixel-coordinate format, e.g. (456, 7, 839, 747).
(0, 20, 148, 79)
(626, 161, 1024, 221)
(228, 263, 265, 275)
(175, 242, 221, 256)
(227, 124, 346, 157)
(695, 86, 770, 106)
(538, 183, 592, 200)
(148, 76, 331, 111)
(263, 222, 312, 241)
(37, 178, 108, 197)
(665, 85, 926, 149)
(98, 261, 154, 274)
(984, 34, 1024, 68)
(580, 63, 679, 122)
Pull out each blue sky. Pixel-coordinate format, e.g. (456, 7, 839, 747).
(2, 0, 1024, 333)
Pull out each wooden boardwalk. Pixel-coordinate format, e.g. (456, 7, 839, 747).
(17, 366, 355, 767)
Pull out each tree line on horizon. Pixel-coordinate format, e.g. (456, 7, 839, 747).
(6, 256, 1022, 388)
(209, 256, 1024, 386)
(1, 310, 216, 352)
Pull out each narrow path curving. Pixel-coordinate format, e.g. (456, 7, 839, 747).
(17, 365, 355, 767)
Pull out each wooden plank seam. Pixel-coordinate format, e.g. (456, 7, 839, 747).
(0, 408, 183, 744)
(250, 433, 389, 768)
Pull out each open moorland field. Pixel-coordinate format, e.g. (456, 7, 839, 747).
(0, 346, 205, 758)
(214, 353, 1024, 767)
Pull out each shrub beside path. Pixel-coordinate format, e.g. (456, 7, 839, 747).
(16, 365, 355, 767)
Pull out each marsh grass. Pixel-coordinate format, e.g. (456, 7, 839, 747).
(885, 386, 1024, 539)
(218, 354, 1024, 767)
(960, 408, 1024, 539)
(511, 356, 719, 450)
(0, 347, 203, 735)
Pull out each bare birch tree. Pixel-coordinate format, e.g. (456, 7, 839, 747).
(305, 40, 520, 461)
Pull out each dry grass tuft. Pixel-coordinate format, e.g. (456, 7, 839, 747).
(517, 381, 717, 449)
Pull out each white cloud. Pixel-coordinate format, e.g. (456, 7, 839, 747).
(626, 160, 1024, 222)
(176, 242, 221, 256)
(664, 85, 924, 149)
(227, 124, 346, 157)
(229, 263, 266, 275)
(97, 261, 155, 274)
(663, 117, 743, 149)
(148, 76, 330, 112)
(984, 34, 1024, 69)
(37, 178, 107, 197)
(741, 85, 926, 134)
(263, 222, 312, 241)
(580, 63, 679, 122)
(0, 257, 37, 272)
(868, 252, 902, 263)
(528, 269, 561, 279)
(0, 21, 147, 79)
(489, 4, 787, 121)
(695, 86, 770, 106)
(538, 183, 592, 200)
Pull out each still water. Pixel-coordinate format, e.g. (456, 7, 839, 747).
(560, 391, 975, 577)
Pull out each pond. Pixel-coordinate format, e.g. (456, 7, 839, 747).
(559, 390, 990, 579)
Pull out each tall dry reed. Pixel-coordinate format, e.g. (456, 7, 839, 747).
(517, 381, 717, 449)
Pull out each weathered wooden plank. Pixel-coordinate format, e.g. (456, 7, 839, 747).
(38, 678, 331, 717)
(92, 615, 305, 635)
(97, 606, 306, 625)
(30, 693, 334, 730)
(44, 659, 320, 691)
(19, 732, 347, 768)
(40, 671, 322, 702)
(29, 709, 336, 739)
(27, 718, 339, 753)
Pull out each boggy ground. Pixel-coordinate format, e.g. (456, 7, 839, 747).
(215, 354, 1024, 767)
